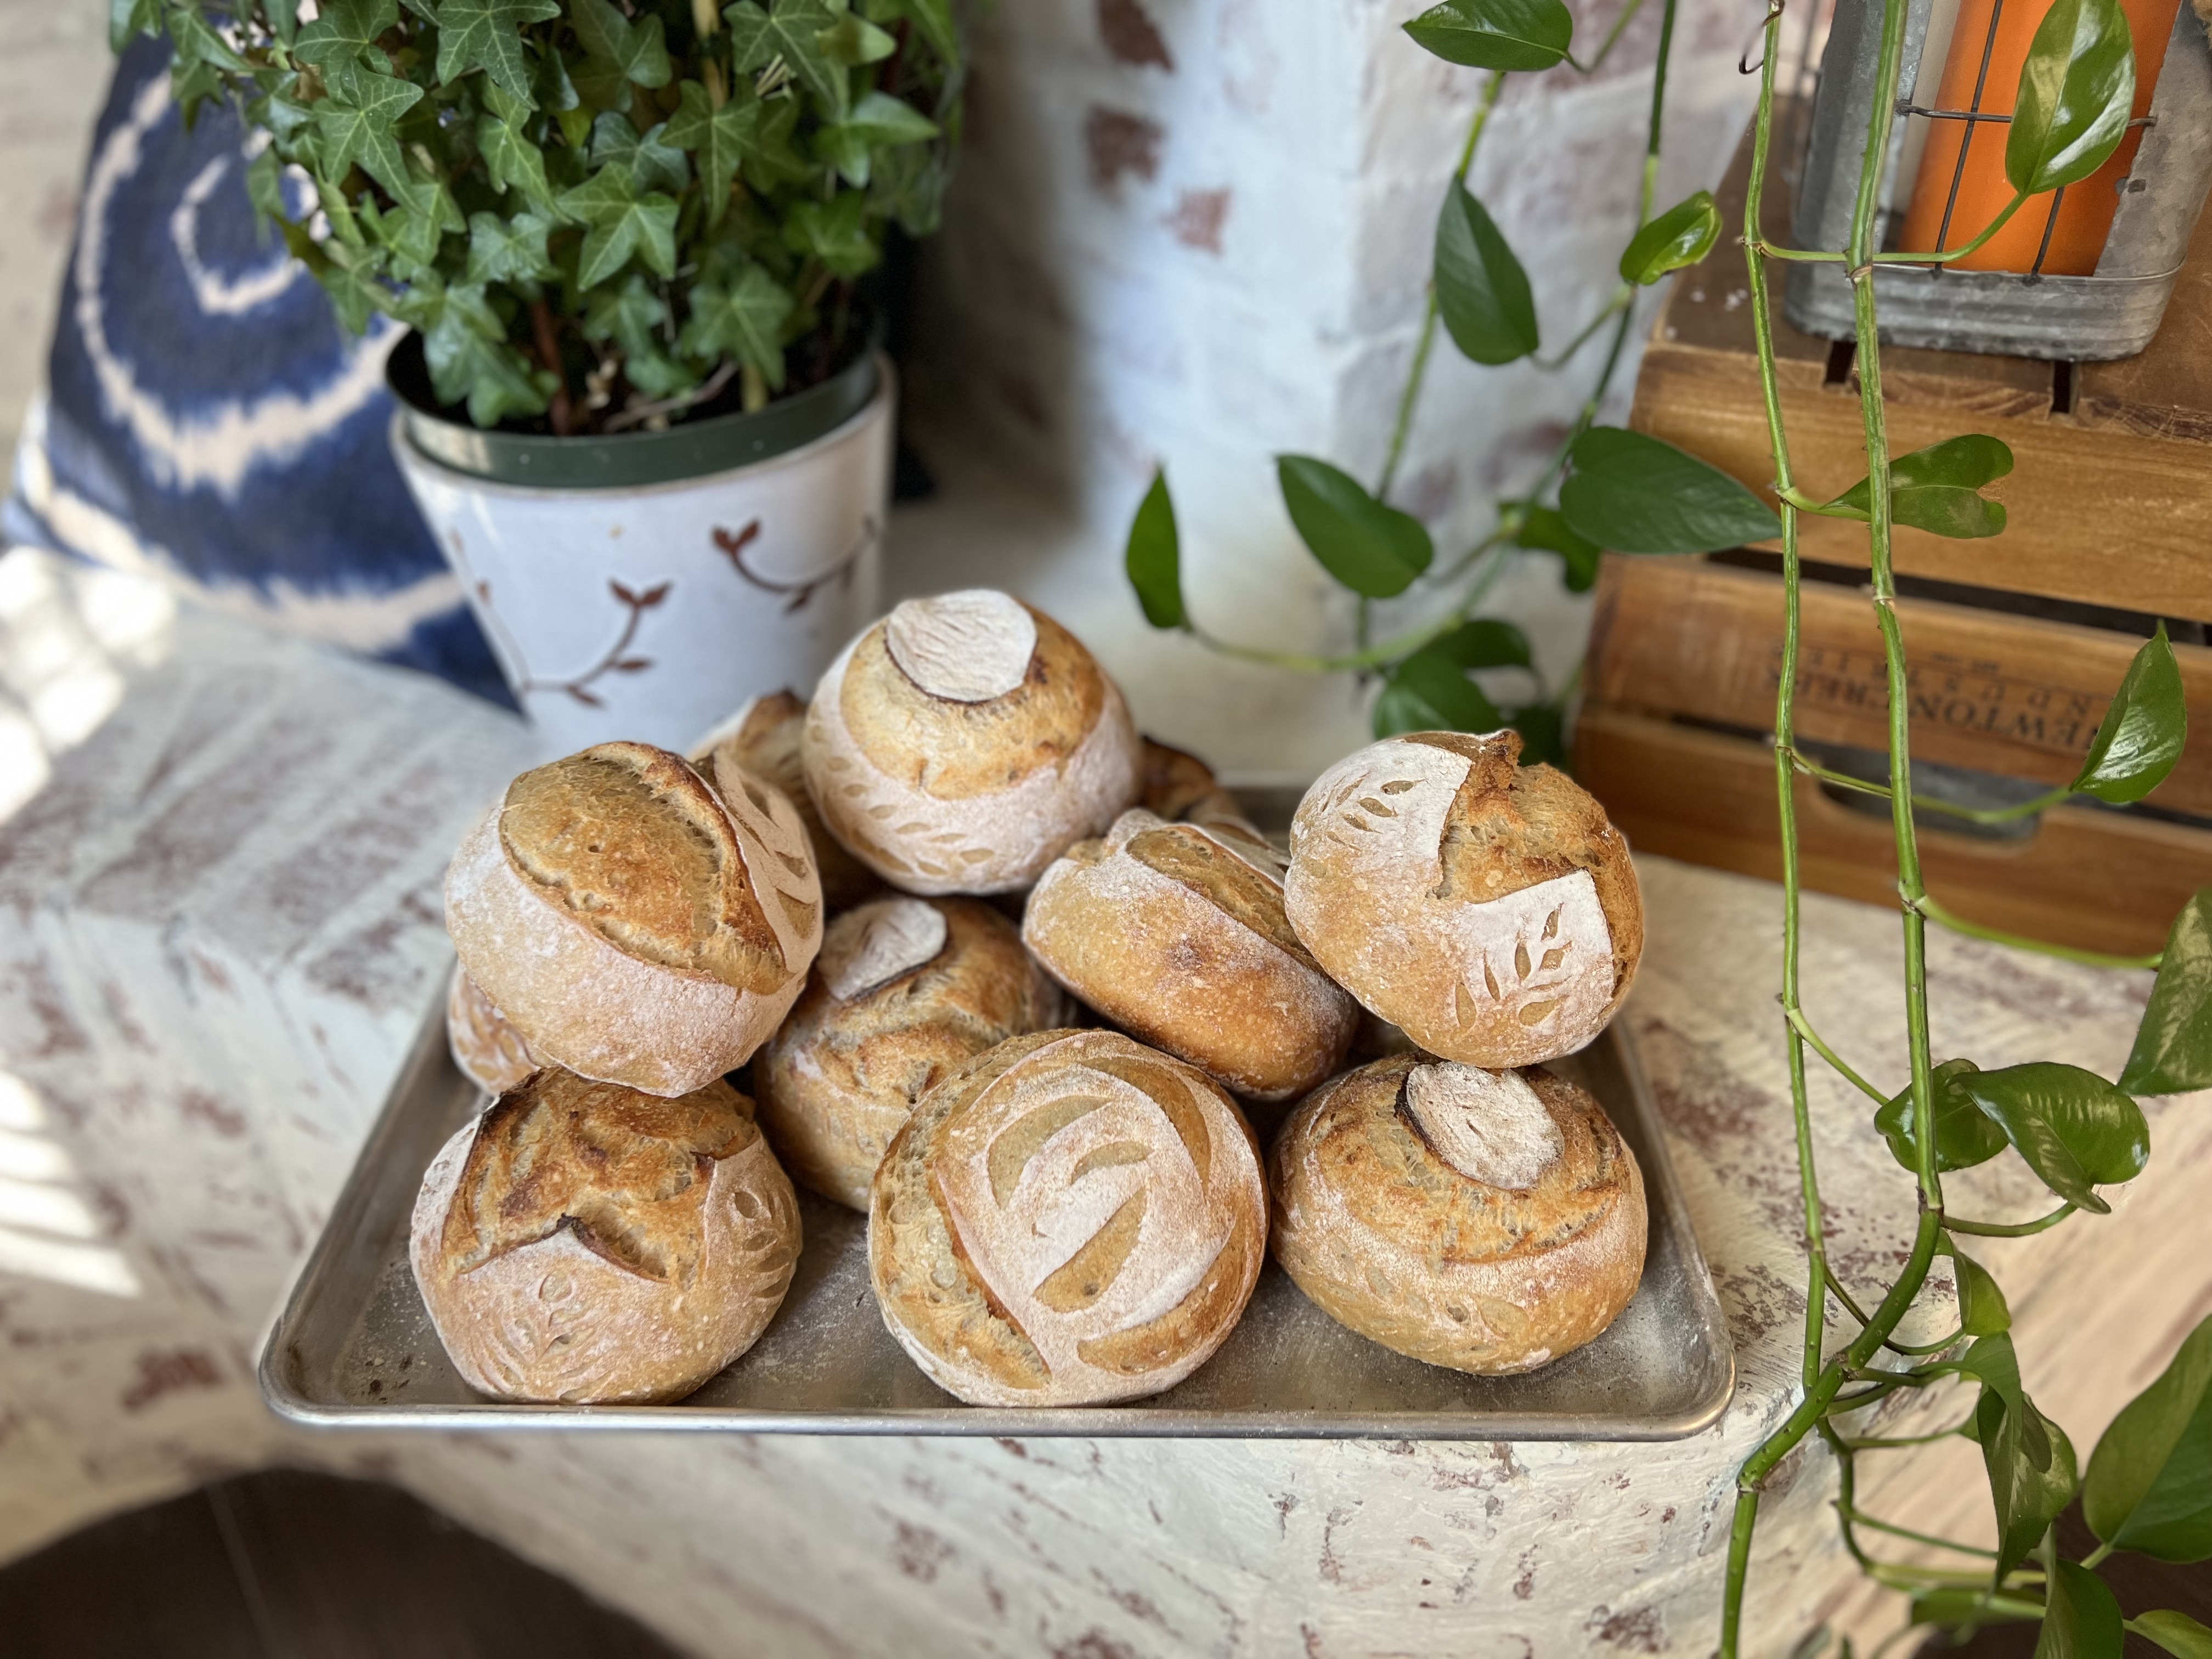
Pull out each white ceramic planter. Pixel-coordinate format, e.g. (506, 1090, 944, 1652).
(390, 356, 894, 756)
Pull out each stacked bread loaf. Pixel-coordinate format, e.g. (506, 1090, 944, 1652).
(415, 589, 1651, 1408)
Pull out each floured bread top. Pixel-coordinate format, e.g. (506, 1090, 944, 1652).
(819, 896, 950, 1002)
(702, 690, 810, 803)
(1105, 811, 1309, 967)
(436, 1070, 753, 1288)
(886, 591, 1039, 702)
(501, 742, 786, 993)
(836, 596, 1109, 800)
(1402, 1062, 1564, 1189)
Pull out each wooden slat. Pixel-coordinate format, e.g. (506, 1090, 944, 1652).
(1573, 707, 2211, 957)
(1632, 108, 2212, 620)
(1583, 555, 2212, 815)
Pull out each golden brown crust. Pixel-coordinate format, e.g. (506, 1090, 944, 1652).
(1021, 812, 1358, 1102)
(445, 964, 538, 1096)
(839, 605, 1105, 801)
(501, 742, 786, 995)
(1284, 731, 1644, 1068)
(410, 1069, 801, 1404)
(695, 691, 878, 912)
(867, 1029, 1267, 1406)
(754, 898, 1063, 1210)
(1269, 1055, 1646, 1375)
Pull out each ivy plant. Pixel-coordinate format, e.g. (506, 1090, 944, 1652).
(120, 0, 963, 434)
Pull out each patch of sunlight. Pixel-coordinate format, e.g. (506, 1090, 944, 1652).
(0, 1072, 140, 1299)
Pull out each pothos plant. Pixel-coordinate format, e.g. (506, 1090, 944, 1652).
(1130, 1, 2212, 1654)
(118, 0, 962, 434)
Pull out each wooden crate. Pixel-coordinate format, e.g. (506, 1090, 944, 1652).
(1579, 112, 2212, 957)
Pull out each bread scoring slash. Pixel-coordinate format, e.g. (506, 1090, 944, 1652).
(444, 741, 822, 1098)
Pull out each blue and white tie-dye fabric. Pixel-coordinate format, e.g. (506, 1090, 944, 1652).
(4, 37, 511, 706)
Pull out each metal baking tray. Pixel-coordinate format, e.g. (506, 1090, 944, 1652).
(259, 999, 1734, 1439)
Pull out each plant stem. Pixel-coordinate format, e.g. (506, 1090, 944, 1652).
(1787, 1008, 1891, 1107)
(1376, 71, 1506, 503)
(1843, 1507, 2000, 1559)
(1944, 1203, 2076, 1238)
(1781, 748, 2075, 826)
(1536, 289, 1633, 369)
(1571, 0, 1650, 74)
(1842, 1418, 1977, 1449)
(1911, 893, 2164, 970)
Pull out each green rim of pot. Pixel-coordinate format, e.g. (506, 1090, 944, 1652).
(387, 333, 881, 489)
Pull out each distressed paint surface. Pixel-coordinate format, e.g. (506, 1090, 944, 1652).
(0, 575, 2205, 1657)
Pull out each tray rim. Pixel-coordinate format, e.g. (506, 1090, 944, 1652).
(261, 984, 1736, 1441)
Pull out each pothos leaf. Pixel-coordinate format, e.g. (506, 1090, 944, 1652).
(2036, 1559, 2126, 1658)
(2135, 1611, 2212, 1659)
(1951, 1061, 2149, 1214)
(1277, 456, 1434, 599)
(1620, 189, 1722, 286)
(1125, 470, 1186, 630)
(1940, 1239, 2012, 1337)
(1374, 647, 1503, 740)
(1429, 617, 1531, 670)
(1825, 433, 2013, 540)
(1435, 182, 1539, 365)
(1965, 1336, 2079, 1579)
(1515, 506, 1602, 591)
(2121, 889, 2212, 1095)
(1402, 0, 1572, 70)
(2084, 1311, 2212, 1563)
(1875, 1057, 2010, 1176)
(1560, 427, 1783, 554)
(2073, 623, 2186, 804)
(2007, 0, 2136, 196)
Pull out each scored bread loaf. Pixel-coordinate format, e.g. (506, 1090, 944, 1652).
(1284, 729, 1643, 1068)
(445, 963, 539, 1096)
(868, 1028, 1266, 1407)
(410, 1068, 800, 1404)
(444, 741, 822, 1097)
(692, 689, 877, 912)
(754, 895, 1063, 1209)
(802, 591, 1143, 895)
(1139, 737, 1251, 833)
(1269, 1053, 1646, 1374)
(1022, 810, 1357, 1102)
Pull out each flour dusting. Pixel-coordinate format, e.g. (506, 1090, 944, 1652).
(1404, 1062, 1564, 1189)
(820, 898, 948, 1001)
(885, 590, 1037, 702)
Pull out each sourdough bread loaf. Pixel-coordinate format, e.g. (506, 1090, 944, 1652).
(410, 1068, 800, 1404)
(692, 689, 877, 912)
(1284, 730, 1643, 1068)
(1139, 738, 1251, 833)
(868, 1028, 1266, 1406)
(1022, 810, 1358, 1102)
(801, 591, 1143, 895)
(446, 963, 539, 1096)
(754, 895, 1063, 1209)
(1269, 1053, 1645, 1374)
(444, 741, 822, 1097)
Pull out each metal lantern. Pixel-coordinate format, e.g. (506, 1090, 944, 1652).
(1786, 0, 2212, 358)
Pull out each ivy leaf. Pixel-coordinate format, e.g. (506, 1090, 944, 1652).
(815, 89, 939, 188)
(819, 8, 896, 66)
(366, 176, 465, 274)
(110, 0, 162, 53)
(313, 56, 424, 195)
(678, 264, 794, 390)
(1826, 434, 2014, 540)
(726, 0, 848, 117)
(2039, 1560, 2126, 1658)
(2084, 1312, 2212, 1563)
(1431, 618, 1531, 670)
(1875, 1057, 2011, 1175)
(291, 0, 398, 67)
(557, 164, 680, 287)
(664, 83, 765, 227)
(432, 0, 563, 105)
(306, 241, 390, 334)
(1515, 506, 1602, 591)
(1955, 1062, 2150, 1214)
(1435, 182, 1538, 365)
(583, 272, 670, 360)
(870, 142, 946, 236)
(1125, 469, 1187, 630)
(1374, 646, 1504, 740)
(782, 190, 880, 278)
(416, 279, 548, 427)
(1402, 0, 1572, 70)
(873, 0, 956, 59)
(1620, 189, 1722, 286)
(590, 113, 691, 196)
(465, 207, 555, 284)
(1277, 456, 1434, 599)
(623, 350, 699, 399)
(2007, 0, 2136, 196)
(572, 0, 672, 89)
(2121, 890, 2212, 1095)
(2136, 1612, 2212, 1659)
(168, 8, 252, 73)
(2073, 624, 2186, 804)
(477, 112, 558, 212)
(1560, 427, 1784, 554)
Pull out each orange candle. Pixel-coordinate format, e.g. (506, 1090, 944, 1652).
(1895, 0, 2180, 274)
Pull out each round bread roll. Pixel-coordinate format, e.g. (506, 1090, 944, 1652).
(1284, 729, 1643, 1068)
(445, 741, 822, 1097)
(754, 895, 1063, 1209)
(1270, 1053, 1645, 1374)
(446, 963, 539, 1096)
(692, 689, 878, 912)
(410, 1068, 800, 1404)
(1022, 810, 1358, 1102)
(869, 1028, 1267, 1407)
(1140, 737, 1250, 833)
(802, 590, 1143, 895)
